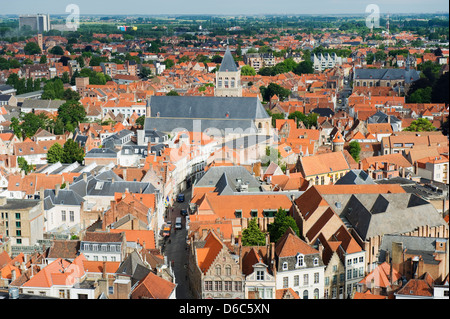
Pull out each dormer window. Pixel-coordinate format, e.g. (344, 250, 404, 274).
(296, 253, 304, 267)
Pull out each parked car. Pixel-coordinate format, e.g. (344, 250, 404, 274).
(177, 193, 185, 202)
(175, 217, 182, 230)
(163, 223, 171, 237)
(181, 209, 188, 216)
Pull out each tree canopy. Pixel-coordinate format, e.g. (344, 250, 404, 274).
(404, 118, 436, 132)
(241, 218, 266, 246)
(348, 141, 361, 162)
(268, 208, 300, 243)
(24, 42, 41, 55)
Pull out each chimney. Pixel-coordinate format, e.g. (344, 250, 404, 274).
(102, 261, 107, 279)
(55, 184, 60, 196)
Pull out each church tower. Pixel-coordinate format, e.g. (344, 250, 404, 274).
(332, 131, 345, 153)
(215, 47, 242, 97)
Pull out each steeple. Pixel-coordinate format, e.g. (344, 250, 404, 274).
(215, 47, 242, 97)
(219, 47, 238, 73)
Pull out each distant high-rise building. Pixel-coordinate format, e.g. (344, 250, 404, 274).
(19, 14, 51, 33)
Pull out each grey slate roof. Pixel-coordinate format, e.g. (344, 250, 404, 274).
(70, 172, 156, 197)
(0, 199, 41, 210)
(43, 189, 85, 210)
(146, 96, 269, 120)
(194, 166, 261, 193)
(354, 68, 420, 84)
(219, 47, 238, 72)
(116, 250, 151, 287)
(144, 117, 257, 134)
(342, 193, 447, 241)
(367, 111, 401, 124)
(85, 148, 118, 158)
(378, 234, 448, 264)
(21, 99, 66, 110)
(144, 95, 269, 134)
(335, 169, 375, 185)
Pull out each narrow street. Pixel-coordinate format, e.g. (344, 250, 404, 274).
(161, 187, 193, 299)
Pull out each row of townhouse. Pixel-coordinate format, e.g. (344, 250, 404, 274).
(184, 163, 449, 299)
(1, 230, 177, 299)
(188, 226, 326, 300)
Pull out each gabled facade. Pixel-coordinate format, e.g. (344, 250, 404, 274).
(274, 228, 325, 299)
(188, 230, 244, 299)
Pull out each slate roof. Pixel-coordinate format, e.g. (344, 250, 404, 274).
(69, 172, 156, 197)
(43, 189, 85, 210)
(378, 235, 448, 264)
(367, 111, 401, 124)
(342, 193, 447, 240)
(147, 96, 268, 119)
(85, 148, 118, 158)
(335, 170, 375, 185)
(116, 250, 151, 287)
(194, 166, 261, 193)
(219, 47, 238, 72)
(144, 95, 269, 133)
(21, 99, 66, 110)
(354, 68, 420, 84)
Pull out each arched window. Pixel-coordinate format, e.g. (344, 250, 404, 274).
(282, 262, 288, 270)
(225, 265, 231, 276)
(216, 265, 221, 276)
(303, 290, 309, 299)
(362, 82, 367, 87)
(314, 288, 319, 299)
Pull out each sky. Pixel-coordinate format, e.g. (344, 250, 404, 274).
(1, 0, 448, 16)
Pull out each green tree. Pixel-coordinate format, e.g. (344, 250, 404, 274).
(61, 72, 70, 84)
(62, 89, 81, 101)
(431, 72, 449, 104)
(166, 90, 179, 96)
(57, 100, 86, 132)
(348, 141, 361, 162)
(62, 139, 85, 164)
(293, 60, 314, 75)
(241, 65, 256, 76)
(268, 208, 300, 243)
(408, 87, 432, 104)
(41, 78, 65, 100)
(17, 157, 32, 175)
(404, 118, 436, 132)
(24, 42, 41, 55)
(140, 67, 152, 78)
(260, 83, 291, 102)
(47, 142, 64, 164)
(136, 115, 145, 126)
(49, 45, 64, 55)
(164, 59, 175, 69)
(288, 111, 307, 127)
(14, 112, 47, 138)
(241, 218, 266, 246)
(267, 109, 285, 127)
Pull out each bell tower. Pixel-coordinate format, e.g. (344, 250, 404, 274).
(215, 47, 242, 97)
